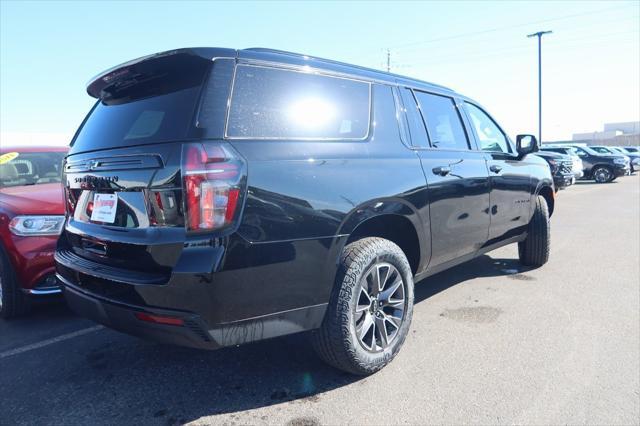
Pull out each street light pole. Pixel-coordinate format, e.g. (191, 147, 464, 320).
(527, 30, 552, 144)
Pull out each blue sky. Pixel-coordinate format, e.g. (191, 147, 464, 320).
(1, 0, 638, 145)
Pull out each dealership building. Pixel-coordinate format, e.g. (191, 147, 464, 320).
(569, 121, 640, 146)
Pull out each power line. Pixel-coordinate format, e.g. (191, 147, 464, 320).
(390, 28, 639, 68)
(387, 3, 636, 52)
(392, 14, 639, 57)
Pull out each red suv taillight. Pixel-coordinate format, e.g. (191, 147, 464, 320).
(182, 142, 246, 233)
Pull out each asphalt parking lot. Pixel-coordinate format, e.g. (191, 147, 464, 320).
(1, 175, 638, 426)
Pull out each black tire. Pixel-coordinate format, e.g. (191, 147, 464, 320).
(0, 246, 31, 319)
(592, 166, 614, 183)
(518, 195, 550, 267)
(312, 237, 414, 375)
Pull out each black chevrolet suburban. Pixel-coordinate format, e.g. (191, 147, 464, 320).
(56, 48, 554, 375)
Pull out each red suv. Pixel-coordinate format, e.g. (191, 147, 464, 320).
(0, 145, 67, 318)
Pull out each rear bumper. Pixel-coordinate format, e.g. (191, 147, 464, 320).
(60, 275, 219, 350)
(55, 243, 329, 349)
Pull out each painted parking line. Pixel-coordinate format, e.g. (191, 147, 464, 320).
(0, 325, 104, 360)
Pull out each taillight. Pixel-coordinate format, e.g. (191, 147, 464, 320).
(182, 142, 246, 233)
(65, 187, 77, 216)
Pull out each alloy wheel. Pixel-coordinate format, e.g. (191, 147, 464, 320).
(594, 167, 611, 183)
(354, 262, 406, 352)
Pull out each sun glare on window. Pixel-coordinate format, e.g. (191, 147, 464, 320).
(287, 97, 336, 129)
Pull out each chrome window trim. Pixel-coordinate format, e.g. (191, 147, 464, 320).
(224, 63, 373, 141)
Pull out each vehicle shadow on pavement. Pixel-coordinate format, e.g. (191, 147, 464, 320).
(2, 254, 533, 425)
(414, 254, 533, 303)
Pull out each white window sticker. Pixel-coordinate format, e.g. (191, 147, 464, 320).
(91, 193, 118, 223)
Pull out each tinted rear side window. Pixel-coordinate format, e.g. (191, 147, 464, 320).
(413, 91, 469, 150)
(226, 65, 371, 140)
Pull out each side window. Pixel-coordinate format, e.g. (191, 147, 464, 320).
(413, 91, 470, 150)
(398, 88, 429, 148)
(464, 103, 510, 153)
(573, 147, 587, 157)
(226, 65, 371, 140)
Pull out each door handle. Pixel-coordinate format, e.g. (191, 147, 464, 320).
(490, 165, 502, 173)
(432, 166, 451, 176)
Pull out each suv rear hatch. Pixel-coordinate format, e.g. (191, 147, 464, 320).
(60, 49, 243, 282)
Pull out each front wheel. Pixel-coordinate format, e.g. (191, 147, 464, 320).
(592, 166, 613, 183)
(312, 237, 414, 375)
(518, 195, 550, 267)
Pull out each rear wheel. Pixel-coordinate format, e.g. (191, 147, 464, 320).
(312, 237, 414, 375)
(518, 195, 550, 267)
(592, 166, 613, 183)
(0, 247, 31, 319)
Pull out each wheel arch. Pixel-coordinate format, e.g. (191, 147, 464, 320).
(344, 213, 423, 275)
(536, 185, 555, 217)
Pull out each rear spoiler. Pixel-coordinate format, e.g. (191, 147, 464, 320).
(86, 48, 236, 100)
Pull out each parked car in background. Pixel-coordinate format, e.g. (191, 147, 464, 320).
(534, 151, 574, 190)
(610, 146, 639, 173)
(590, 145, 632, 175)
(55, 47, 555, 375)
(540, 146, 583, 180)
(0, 146, 67, 318)
(620, 146, 639, 154)
(545, 145, 629, 183)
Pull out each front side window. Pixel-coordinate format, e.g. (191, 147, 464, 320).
(413, 91, 469, 150)
(226, 65, 371, 140)
(465, 103, 510, 153)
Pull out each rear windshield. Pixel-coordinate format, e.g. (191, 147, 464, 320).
(72, 86, 203, 152)
(0, 151, 66, 188)
(72, 54, 211, 152)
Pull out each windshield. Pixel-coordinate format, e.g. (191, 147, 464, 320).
(624, 147, 638, 153)
(0, 151, 66, 188)
(576, 146, 600, 155)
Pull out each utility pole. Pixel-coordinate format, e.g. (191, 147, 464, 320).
(527, 30, 552, 144)
(386, 49, 391, 73)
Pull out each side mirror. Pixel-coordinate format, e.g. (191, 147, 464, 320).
(516, 134, 539, 157)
